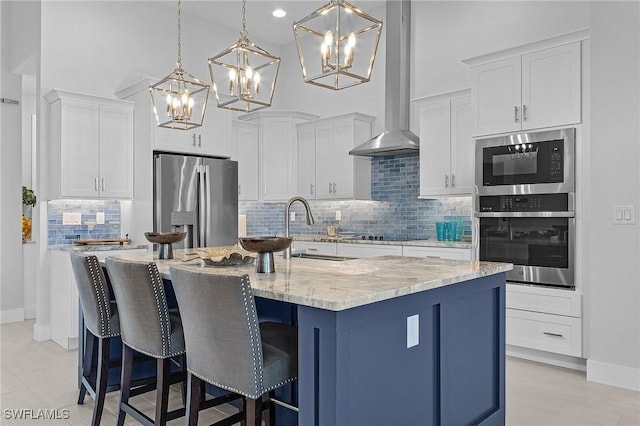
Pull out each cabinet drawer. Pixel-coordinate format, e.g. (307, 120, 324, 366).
(337, 243, 402, 258)
(402, 246, 471, 260)
(506, 309, 582, 357)
(507, 284, 581, 317)
(292, 241, 337, 256)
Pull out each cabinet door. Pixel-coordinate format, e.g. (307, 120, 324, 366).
(297, 124, 317, 199)
(419, 100, 452, 197)
(521, 43, 581, 130)
(331, 120, 355, 199)
(261, 117, 295, 201)
(472, 57, 521, 136)
(153, 123, 198, 154)
(314, 123, 334, 199)
(402, 245, 471, 260)
(99, 104, 134, 198)
(233, 123, 259, 201)
(60, 99, 100, 197)
(337, 243, 402, 258)
(197, 105, 232, 158)
(450, 97, 474, 195)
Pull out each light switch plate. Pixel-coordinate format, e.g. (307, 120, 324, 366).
(407, 314, 419, 348)
(62, 212, 82, 225)
(335, 210, 342, 221)
(96, 212, 105, 224)
(290, 211, 296, 221)
(612, 205, 635, 225)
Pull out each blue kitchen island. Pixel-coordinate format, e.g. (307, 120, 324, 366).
(107, 252, 512, 426)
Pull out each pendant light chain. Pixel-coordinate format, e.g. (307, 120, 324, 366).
(240, 0, 248, 40)
(177, 0, 183, 68)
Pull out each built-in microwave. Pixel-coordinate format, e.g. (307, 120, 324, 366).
(475, 128, 575, 195)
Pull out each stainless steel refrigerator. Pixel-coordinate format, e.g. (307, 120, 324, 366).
(153, 153, 238, 249)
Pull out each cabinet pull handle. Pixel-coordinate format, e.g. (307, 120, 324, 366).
(310, 184, 314, 195)
(329, 182, 333, 194)
(192, 134, 196, 147)
(543, 332, 564, 338)
(95, 177, 99, 192)
(522, 104, 528, 121)
(445, 174, 449, 188)
(198, 134, 202, 147)
(333, 182, 337, 193)
(451, 174, 455, 188)
(514, 106, 520, 122)
(238, 184, 241, 194)
(101, 178, 105, 191)
(307, 248, 319, 252)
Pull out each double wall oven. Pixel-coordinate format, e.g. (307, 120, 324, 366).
(474, 128, 575, 289)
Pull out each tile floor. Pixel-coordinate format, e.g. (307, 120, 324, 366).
(1, 320, 639, 425)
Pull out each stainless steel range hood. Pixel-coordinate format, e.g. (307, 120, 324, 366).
(350, 0, 419, 157)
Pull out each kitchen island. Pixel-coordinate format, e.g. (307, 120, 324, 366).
(104, 251, 511, 425)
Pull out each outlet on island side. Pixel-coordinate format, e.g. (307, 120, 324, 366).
(407, 314, 419, 348)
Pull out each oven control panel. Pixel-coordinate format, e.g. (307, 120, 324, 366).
(479, 193, 569, 212)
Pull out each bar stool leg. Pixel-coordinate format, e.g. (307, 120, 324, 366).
(78, 332, 95, 404)
(117, 345, 134, 426)
(185, 373, 201, 426)
(91, 337, 110, 426)
(155, 358, 171, 426)
(244, 397, 262, 426)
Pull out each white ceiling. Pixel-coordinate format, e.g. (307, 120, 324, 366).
(179, 0, 386, 46)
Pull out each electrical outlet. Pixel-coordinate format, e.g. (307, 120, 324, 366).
(96, 212, 105, 224)
(62, 212, 82, 225)
(407, 314, 419, 348)
(290, 211, 296, 221)
(335, 210, 342, 221)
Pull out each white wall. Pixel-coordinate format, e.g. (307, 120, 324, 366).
(0, 1, 25, 324)
(586, 1, 640, 391)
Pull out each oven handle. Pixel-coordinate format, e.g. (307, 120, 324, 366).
(474, 211, 575, 218)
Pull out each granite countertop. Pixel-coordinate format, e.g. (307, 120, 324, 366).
(49, 243, 150, 252)
(104, 249, 510, 311)
(292, 235, 472, 249)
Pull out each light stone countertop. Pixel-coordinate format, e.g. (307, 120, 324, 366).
(291, 235, 472, 249)
(49, 244, 150, 252)
(104, 249, 511, 311)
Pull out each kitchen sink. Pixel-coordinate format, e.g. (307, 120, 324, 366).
(292, 253, 356, 262)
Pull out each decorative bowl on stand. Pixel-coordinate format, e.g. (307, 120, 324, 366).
(238, 236, 293, 273)
(144, 232, 187, 259)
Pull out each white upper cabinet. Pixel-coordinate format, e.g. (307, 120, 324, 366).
(46, 90, 134, 199)
(114, 79, 232, 158)
(297, 113, 374, 200)
(415, 90, 473, 197)
(466, 35, 584, 137)
(231, 120, 259, 201)
(239, 111, 318, 202)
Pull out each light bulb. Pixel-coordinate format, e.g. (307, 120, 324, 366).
(347, 32, 356, 47)
(245, 66, 253, 79)
(181, 93, 189, 105)
(166, 93, 172, 105)
(229, 68, 237, 81)
(254, 72, 261, 85)
(188, 97, 194, 108)
(324, 30, 333, 46)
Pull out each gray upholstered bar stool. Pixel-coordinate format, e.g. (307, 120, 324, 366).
(169, 266, 298, 426)
(105, 257, 187, 426)
(70, 252, 120, 426)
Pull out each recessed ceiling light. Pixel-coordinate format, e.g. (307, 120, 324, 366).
(272, 8, 286, 18)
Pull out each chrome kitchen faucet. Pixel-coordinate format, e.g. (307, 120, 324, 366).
(283, 196, 314, 259)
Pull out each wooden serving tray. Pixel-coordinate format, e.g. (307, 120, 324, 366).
(74, 238, 130, 245)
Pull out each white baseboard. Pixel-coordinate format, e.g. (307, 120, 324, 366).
(0, 308, 25, 324)
(507, 344, 586, 371)
(33, 323, 51, 341)
(587, 359, 640, 391)
(23, 306, 36, 319)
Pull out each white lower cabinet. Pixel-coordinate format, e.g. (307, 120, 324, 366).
(506, 309, 582, 357)
(402, 245, 471, 260)
(292, 241, 337, 256)
(506, 284, 582, 357)
(337, 244, 402, 258)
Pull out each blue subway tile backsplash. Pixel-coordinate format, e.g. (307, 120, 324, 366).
(240, 153, 472, 241)
(48, 200, 122, 245)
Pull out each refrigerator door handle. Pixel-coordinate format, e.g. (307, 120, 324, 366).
(204, 164, 212, 247)
(197, 164, 207, 247)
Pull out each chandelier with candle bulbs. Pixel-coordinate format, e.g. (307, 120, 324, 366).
(149, 0, 210, 130)
(208, 0, 281, 113)
(293, 0, 382, 90)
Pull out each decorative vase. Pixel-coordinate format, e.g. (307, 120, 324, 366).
(22, 214, 32, 242)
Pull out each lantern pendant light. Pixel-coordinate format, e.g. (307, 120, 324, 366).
(149, 0, 210, 130)
(293, 0, 383, 90)
(208, 0, 281, 113)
